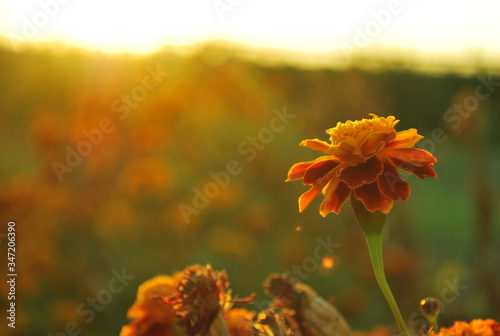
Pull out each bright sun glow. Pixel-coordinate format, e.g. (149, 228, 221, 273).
(1, 0, 500, 57)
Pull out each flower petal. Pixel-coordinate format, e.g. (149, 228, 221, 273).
(353, 183, 393, 214)
(353, 129, 371, 144)
(359, 131, 396, 156)
(369, 114, 399, 129)
(303, 158, 340, 185)
(389, 157, 437, 179)
(377, 164, 410, 201)
(339, 157, 384, 188)
(383, 148, 436, 167)
(286, 156, 331, 182)
(298, 172, 333, 212)
(298, 185, 322, 213)
(299, 139, 331, 152)
(319, 180, 351, 216)
(326, 138, 366, 164)
(386, 129, 423, 149)
(286, 161, 312, 182)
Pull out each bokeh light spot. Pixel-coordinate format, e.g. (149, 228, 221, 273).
(321, 257, 335, 269)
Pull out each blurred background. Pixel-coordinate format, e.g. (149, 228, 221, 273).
(0, 1, 499, 335)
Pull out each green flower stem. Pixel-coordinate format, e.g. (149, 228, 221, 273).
(426, 315, 439, 332)
(364, 229, 409, 336)
(350, 195, 409, 336)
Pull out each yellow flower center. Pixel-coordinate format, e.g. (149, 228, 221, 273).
(326, 114, 398, 145)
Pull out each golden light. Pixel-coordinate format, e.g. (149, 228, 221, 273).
(0, 0, 499, 61)
(0, 0, 217, 54)
(321, 257, 335, 269)
(295, 226, 301, 232)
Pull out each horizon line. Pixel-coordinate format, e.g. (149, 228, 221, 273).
(1, 36, 500, 76)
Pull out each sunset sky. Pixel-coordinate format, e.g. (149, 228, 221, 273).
(1, 0, 499, 59)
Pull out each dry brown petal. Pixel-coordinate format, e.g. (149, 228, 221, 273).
(165, 264, 228, 336)
(264, 274, 351, 336)
(253, 310, 301, 336)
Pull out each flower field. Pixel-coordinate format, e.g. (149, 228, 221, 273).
(0, 45, 499, 335)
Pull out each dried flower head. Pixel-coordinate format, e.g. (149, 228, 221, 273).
(120, 265, 232, 336)
(263, 274, 351, 336)
(287, 114, 437, 215)
(165, 264, 230, 336)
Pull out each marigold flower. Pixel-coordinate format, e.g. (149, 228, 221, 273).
(166, 264, 230, 336)
(429, 319, 500, 336)
(119, 274, 183, 336)
(287, 114, 437, 215)
(121, 265, 256, 336)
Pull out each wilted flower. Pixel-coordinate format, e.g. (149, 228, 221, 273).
(263, 274, 351, 336)
(121, 265, 255, 336)
(165, 264, 230, 336)
(119, 274, 183, 336)
(287, 114, 437, 215)
(429, 319, 500, 336)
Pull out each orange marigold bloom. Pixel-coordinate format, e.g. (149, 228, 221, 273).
(429, 319, 500, 336)
(287, 114, 437, 215)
